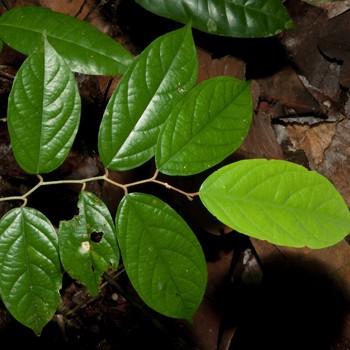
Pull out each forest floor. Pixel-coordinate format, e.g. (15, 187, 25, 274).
(0, 0, 350, 349)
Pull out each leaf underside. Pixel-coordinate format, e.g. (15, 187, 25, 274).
(199, 159, 350, 248)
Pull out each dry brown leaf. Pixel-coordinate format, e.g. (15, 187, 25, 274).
(317, 118, 350, 206)
(286, 122, 337, 168)
(235, 109, 284, 160)
(196, 47, 246, 83)
(256, 66, 322, 118)
(282, 1, 345, 120)
(39, 0, 113, 34)
(301, 0, 350, 17)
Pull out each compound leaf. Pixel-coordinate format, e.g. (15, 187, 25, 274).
(0, 207, 62, 336)
(156, 76, 252, 176)
(58, 190, 119, 296)
(199, 159, 350, 248)
(0, 5, 133, 75)
(136, 0, 293, 38)
(98, 24, 197, 170)
(116, 193, 207, 321)
(7, 34, 81, 174)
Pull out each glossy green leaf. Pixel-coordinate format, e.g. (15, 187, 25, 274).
(0, 5, 133, 75)
(0, 207, 62, 336)
(7, 34, 81, 174)
(199, 159, 350, 248)
(98, 24, 197, 170)
(58, 190, 119, 296)
(136, 0, 293, 38)
(156, 76, 252, 176)
(116, 193, 207, 321)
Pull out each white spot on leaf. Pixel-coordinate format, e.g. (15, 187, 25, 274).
(207, 18, 217, 33)
(81, 241, 90, 252)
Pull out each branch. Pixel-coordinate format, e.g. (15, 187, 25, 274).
(0, 168, 199, 206)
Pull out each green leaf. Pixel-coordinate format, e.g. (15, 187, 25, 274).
(0, 207, 62, 336)
(0, 5, 133, 75)
(58, 190, 119, 296)
(7, 34, 81, 174)
(136, 0, 293, 38)
(156, 76, 252, 176)
(199, 159, 350, 248)
(116, 193, 207, 321)
(98, 24, 197, 170)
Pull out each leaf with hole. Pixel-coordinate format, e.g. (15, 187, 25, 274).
(7, 34, 81, 174)
(58, 190, 119, 296)
(136, 0, 293, 38)
(0, 207, 62, 336)
(156, 76, 252, 176)
(116, 193, 207, 321)
(0, 5, 133, 75)
(98, 24, 198, 170)
(199, 159, 350, 248)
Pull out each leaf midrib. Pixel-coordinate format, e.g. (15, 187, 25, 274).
(0, 22, 128, 65)
(205, 192, 350, 225)
(159, 80, 250, 168)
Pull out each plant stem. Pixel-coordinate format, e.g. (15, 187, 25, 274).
(0, 68, 15, 80)
(0, 168, 199, 205)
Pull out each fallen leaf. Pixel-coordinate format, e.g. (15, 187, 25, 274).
(196, 47, 246, 83)
(318, 10, 350, 89)
(282, 1, 345, 120)
(286, 122, 337, 168)
(317, 118, 350, 206)
(256, 66, 322, 119)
